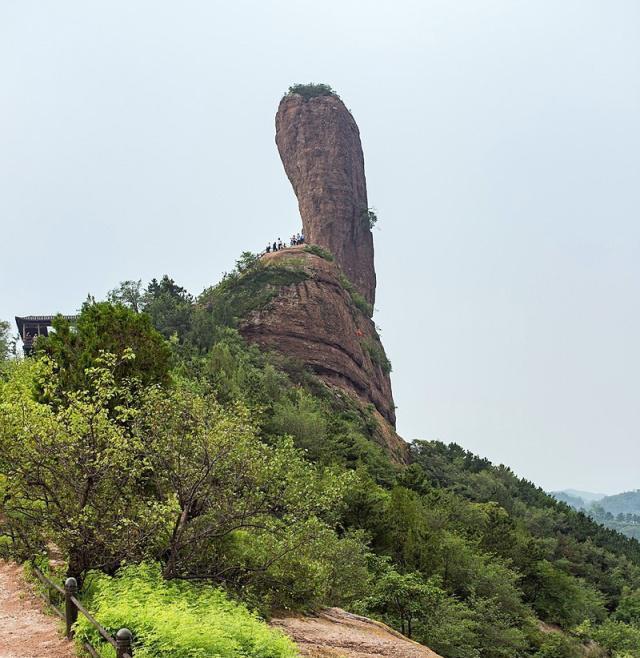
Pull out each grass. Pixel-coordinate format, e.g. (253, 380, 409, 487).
(199, 260, 309, 328)
(74, 563, 298, 658)
(304, 244, 334, 262)
(338, 274, 374, 318)
(361, 337, 392, 375)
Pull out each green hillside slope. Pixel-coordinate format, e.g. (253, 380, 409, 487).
(552, 489, 640, 541)
(3, 261, 640, 658)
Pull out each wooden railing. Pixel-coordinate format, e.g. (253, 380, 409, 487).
(30, 564, 133, 658)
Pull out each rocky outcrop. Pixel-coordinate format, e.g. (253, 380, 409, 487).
(275, 92, 376, 305)
(271, 607, 443, 658)
(240, 249, 397, 432)
(240, 89, 405, 458)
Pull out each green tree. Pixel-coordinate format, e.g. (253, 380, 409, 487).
(107, 279, 143, 312)
(0, 320, 12, 361)
(586, 619, 640, 657)
(36, 301, 171, 401)
(614, 587, 640, 625)
(359, 562, 437, 638)
(0, 354, 172, 580)
(134, 385, 357, 595)
(142, 275, 194, 342)
(533, 632, 582, 658)
(530, 560, 606, 627)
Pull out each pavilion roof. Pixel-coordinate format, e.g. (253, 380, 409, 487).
(15, 315, 78, 333)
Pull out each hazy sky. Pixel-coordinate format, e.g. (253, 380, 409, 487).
(2, 1, 639, 494)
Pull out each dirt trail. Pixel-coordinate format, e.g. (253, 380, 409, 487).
(0, 561, 75, 658)
(271, 607, 443, 658)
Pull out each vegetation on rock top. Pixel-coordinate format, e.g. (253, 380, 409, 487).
(286, 82, 338, 100)
(303, 244, 335, 261)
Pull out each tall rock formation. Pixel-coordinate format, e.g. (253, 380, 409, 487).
(275, 91, 376, 305)
(236, 86, 404, 459)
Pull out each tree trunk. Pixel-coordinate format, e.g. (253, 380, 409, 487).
(163, 506, 189, 578)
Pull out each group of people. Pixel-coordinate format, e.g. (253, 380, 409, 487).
(264, 230, 305, 254)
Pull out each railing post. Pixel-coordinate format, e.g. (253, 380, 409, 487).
(64, 577, 78, 639)
(116, 628, 133, 657)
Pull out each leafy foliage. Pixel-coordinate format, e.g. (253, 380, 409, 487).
(338, 273, 374, 317)
(0, 354, 172, 578)
(303, 244, 334, 261)
(361, 337, 392, 374)
(75, 562, 297, 658)
(5, 262, 640, 657)
(0, 320, 13, 361)
(35, 302, 170, 400)
(286, 83, 337, 100)
(361, 207, 378, 230)
(107, 280, 143, 313)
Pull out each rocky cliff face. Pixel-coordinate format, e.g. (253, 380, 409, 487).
(275, 92, 376, 306)
(240, 89, 404, 458)
(240, 249, 396, 429)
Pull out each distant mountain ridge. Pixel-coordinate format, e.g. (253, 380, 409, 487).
(551, 488, 640, 539)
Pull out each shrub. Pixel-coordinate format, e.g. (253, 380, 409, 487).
(304, 244, 334, 261)
(338, 274, 374, 317)
(286, 83, 337, 100)
(533, 633, 582, 658)
(361, 208, 378, 230)
(74, 563, 297, 658)
(361, 337, 392, 375)
(587, 619, 640, 657)
(195, 260, 309, 343)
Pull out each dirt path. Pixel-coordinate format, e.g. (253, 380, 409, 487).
(0, 561, 76, 658)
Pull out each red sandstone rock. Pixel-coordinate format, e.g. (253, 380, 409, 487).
(240, 249, 400, 444)
(275, 93, 376, 305)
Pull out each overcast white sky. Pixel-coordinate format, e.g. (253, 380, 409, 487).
(2, 1, 639, 494)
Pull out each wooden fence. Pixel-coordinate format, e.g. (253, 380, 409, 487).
(30, 563, 133, 658)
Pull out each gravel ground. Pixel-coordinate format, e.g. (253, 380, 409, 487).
(0, 561, 75, 658)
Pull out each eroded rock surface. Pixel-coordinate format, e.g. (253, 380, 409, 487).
(271, 607, 443, 658)
(275, 93, 376, 305)
(240, 249, 401, 450)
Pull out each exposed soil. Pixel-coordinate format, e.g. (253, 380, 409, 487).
(0, 561, 75, 658)
(271, 607, 443, 658)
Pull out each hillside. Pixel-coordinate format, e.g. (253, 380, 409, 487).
(3, 84, 640, 658)
(552, 489, 640, 541)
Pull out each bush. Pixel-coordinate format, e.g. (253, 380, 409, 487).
(361, 337, 392, 374)
(304, 244, 334, 261)
(338, 274, 374, 317)
(361, 208, 378, 230)
(195, 260, 308, 344)
(286, 83, 337, 100)
(75, 563, 297, 658)
(533, 633, 582, 658)
(587, 619, 640, 657)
